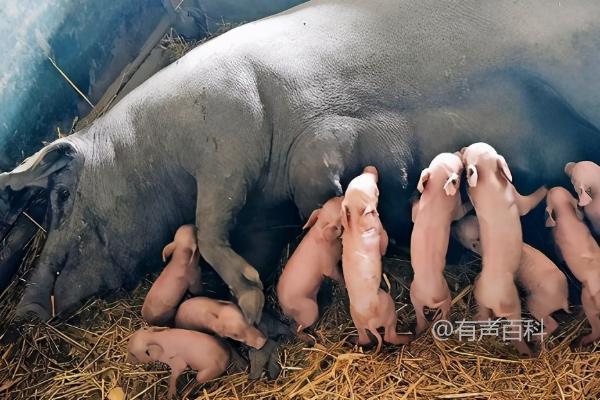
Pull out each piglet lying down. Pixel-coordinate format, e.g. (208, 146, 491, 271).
(453, 215, 569, 339)
(341, 166, 410, 352)
(127, 327, 229, 399)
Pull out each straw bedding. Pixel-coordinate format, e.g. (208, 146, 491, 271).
(0, 30, 599, 400)
(1, 232, 598, 399)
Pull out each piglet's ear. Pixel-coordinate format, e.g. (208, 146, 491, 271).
(320, 224, 341, 242)
(497, 155, 513, 183)
(544, 206, 556, 227)
(466, 165, 478, 187)
(578, 186, 592, 207)
(417, 168, 431, 193)
(341, 203, 350, 231)
(571, 199, 585, 221)
(146, 343, 163, 359)
(162, 241, 176, 262)
(443, 172, 459, 196)
(564, 162, 576, 177)
(303, 209, 320, 229)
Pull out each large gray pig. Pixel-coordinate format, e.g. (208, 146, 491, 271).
(1, 0, 600, 325)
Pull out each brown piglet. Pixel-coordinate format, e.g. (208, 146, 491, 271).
(142, 225, 202, 326)
(277, 196, 343, 341)
(411, 152, 471, 334)
(341, 166, 410, 352)
(127, 327, 229, 398)
(175, 296, 267, 349)
(453, 215, 569, 339)
(545, 186, 600, 345)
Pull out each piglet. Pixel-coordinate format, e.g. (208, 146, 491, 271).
(175, 296, 267, 349)
(453, 215, 569, 338)
(565, 161, 600, 234)
(411, 152, 470, 333)
(127, 327, 229, 398)
(545, 186, 600, 345)
(142, 225, 202, 325)
(277, 196, 343, 342)
(461, 142, 546, 355)
(341, 166, 410, 352)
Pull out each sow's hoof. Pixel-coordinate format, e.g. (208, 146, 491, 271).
(14, 301, 51, 322)
(248, 339, 281, 380)
(237, 288, 264, 325)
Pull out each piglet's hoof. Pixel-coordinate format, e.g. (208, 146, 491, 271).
(237, 288, 264, 325)
(248, 339, 281, 380)
(15, 301, 51, 322)
(579, 333, 600, 346)
(346, 335, 375, 350)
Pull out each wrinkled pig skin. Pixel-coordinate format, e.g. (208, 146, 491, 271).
(277, 196, 343, 338)
(565, 161, 600, 235)
(462, 142, 546, 355)
(410, 152, 469, 334)
(175, 296, 267, 349)
(127, 327, 229, 398)
(453, 215, 569, 338)
(545, 187, 600, 345)
(341, 167, 409, 352)
(142, 225, 202, 326)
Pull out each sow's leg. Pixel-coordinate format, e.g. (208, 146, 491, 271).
(195, 175, 265, 325)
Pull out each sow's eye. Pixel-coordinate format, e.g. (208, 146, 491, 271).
(48, 184, 75, 229)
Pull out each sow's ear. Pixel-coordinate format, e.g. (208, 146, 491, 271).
(496, 155, 513, 183)
(0, 141, 76, 191)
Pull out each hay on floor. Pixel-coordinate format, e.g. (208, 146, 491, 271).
(1, 240, 599, 400)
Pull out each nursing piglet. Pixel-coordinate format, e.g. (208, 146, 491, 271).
(411, 152, 470, 333)
(453, 215, 569, 338)
(277, 196, 343, 340)
(175, 297, 267, 349)
(342, 166, 409, 352)
(142, 225, 202, 325)
(565, 161, 600, 234)
(545, 187, 600, 345)
(127, 327, 229, 398)
(461, 142, 546, 355)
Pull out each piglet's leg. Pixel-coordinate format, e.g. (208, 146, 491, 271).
(474, 304, 493, 321)
(195, 365, 225, 383)
(382, 292, 410, 345)
(527, 297, 559, 340)
(410, 283, 428, 334)
(325, 264, 343, 282)
(505, 310, 532, 356)
(166, 358, 187, 399)
(581, 288, 600, 345)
